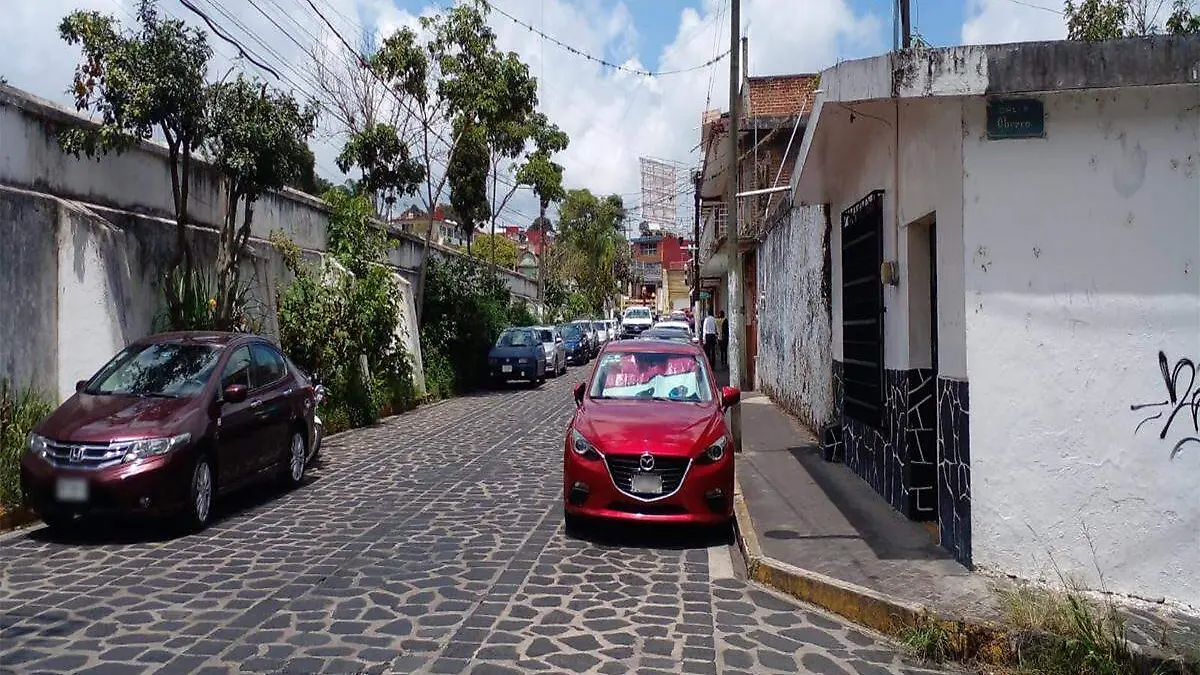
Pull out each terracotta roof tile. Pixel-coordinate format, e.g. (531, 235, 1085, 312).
(745, 74, 819, 119)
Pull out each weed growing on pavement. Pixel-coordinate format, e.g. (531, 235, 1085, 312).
(900, 614, 954, 663)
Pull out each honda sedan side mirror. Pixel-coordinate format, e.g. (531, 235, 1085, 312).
(720, 385, 741, 409)
(75, 379, 89, 393)
(223, 383, 249, 404)
(573, 382, 586, 407)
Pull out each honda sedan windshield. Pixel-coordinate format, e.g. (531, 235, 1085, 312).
(86, 343, 222, 398)
(588, 352, 713, 403)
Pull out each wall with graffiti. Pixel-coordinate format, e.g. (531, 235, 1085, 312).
(962, 85, 1199, 607)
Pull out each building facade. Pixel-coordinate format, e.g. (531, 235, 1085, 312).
(786, 37, 1200, 606)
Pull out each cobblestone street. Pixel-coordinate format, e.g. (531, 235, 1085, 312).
(0, 375, 955, 675)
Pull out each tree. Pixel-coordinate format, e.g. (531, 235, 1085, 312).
(335, 122, 424, 218)
(446, 118, 490, 256)
(1065, 0, 1198, 38)
(556, 189, 628, 314)
(463, 233, 519, 269)
(371, 0, 548, 323)
(58, 0, 211, 319)
(515, 115, 569, 301)
(287, 145, 334, 196)
(206, 76, 318, 329)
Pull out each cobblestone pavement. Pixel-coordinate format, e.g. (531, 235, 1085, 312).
(0, 373, 957, 675)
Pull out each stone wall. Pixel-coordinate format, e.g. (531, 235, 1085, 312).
(754, 203, 834, 432)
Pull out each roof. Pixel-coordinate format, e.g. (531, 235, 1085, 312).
(746, 74, 820, 119)
(602, 338, 700, 355)
(139, 331, 248, 346)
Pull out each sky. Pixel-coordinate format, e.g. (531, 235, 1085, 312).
(1, 0, 1073, 230)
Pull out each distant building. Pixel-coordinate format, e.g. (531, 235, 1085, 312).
(393, 204, 466, 249)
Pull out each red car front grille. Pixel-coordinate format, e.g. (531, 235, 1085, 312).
(604, 454, 690, 499)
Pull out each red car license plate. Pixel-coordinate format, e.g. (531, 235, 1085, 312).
(631, 473, 662, 494)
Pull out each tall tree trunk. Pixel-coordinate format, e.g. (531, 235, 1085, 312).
(536, 200, 546, 307)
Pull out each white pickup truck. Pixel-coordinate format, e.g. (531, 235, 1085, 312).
(619, 306, 654, 338)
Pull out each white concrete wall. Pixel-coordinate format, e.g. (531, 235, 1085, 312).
(756, 204, 835, 429)
(816, 99, 968, 377)
(962, 84, 1200, 607)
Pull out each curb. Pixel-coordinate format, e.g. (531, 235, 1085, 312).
(732, 476, 1200, 672)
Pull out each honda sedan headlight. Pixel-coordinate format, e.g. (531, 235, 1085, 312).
(122, 433, 192, 463)
(26, 433, 49, 459)
(570, 428, 602, 460)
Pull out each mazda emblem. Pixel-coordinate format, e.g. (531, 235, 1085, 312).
(639, 453, 655, 471)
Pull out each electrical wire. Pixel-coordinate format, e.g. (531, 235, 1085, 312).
(488, 2, 731, 77)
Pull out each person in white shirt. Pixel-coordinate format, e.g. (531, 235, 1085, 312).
(701, 311, 718, 365)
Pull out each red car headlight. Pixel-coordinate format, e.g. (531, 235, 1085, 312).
(570, 428, 603, 460)
(697, 436, 728, 464)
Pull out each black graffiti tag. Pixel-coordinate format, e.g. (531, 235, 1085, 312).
(1130, 351, 1200, 460)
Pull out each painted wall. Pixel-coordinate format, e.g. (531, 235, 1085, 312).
(962, 84, 1200, 607)
(755, 204, 835, 431)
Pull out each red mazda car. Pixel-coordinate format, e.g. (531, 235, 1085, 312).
(563, 339, 740, 528)
(20, 332, 318, 533)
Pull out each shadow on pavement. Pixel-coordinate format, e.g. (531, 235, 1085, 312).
(565, 517, 734, 551)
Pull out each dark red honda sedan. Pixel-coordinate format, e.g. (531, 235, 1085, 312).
(563, 339, 740, 529)
(20, 332, 318, 532)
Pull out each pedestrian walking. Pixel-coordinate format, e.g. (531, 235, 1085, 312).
(716, 310, 728, 369)
(702, 310, 718, 366)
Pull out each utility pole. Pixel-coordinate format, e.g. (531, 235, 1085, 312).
(726, 0, 743, 452)
(900, 0, 912, 49)
(692, 170, 701, 313)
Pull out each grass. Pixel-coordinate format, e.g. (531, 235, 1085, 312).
(900, 614, 955, 663)
(0, 380, 56, 510)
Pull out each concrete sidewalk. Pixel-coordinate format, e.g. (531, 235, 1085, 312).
(731, 388, 1200, 668)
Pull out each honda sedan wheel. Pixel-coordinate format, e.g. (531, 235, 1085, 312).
(283, 431, 306, 489)
(182, 458, 213, 531)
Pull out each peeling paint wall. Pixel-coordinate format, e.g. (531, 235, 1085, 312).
(755, 204, 834, 430)
(963, 84, 1200, 607)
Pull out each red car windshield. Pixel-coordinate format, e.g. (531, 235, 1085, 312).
(588, 351, 713, 403)
(86, 343, 222, 398)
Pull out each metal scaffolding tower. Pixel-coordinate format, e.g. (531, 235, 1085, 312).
(639, 157, 679, 235)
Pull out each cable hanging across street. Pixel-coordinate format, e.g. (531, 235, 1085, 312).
(488, 3, 732, 77)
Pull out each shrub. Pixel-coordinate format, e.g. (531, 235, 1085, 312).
(0, 381, 55, 510)
(274, 192, 416, 431)
(420, 256, 520, 393)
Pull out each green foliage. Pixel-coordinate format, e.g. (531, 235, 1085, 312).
(207, 75, 318, 330)
(288, 145, 333, 196)
(447, 118, 491, 240)
(335, 122, 424, 214)
(154, 265, 259, 332)
(555, 189, 628, 314)
(276, 193, 415, 431)
(462, 233, 519, 269)
(419, 256, 518, 393)
(0, 381, 55, 510)
(1065, 0, 1199, 38)
(57, 0, 210, 159)
(1166, 0, 1200, 33)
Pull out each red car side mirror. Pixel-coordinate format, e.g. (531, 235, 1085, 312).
(573, 382, 586, 407)
(75, 379, 89, 393)
(720, 386, 741, 409)
(223, 383, 249, 404)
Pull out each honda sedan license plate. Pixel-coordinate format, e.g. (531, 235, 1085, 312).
(55, 477, 88, 503)
(631, 472, 663, 494)
(502, 365, 513, 373)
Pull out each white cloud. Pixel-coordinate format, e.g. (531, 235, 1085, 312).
(1, 0, 884, 229)
(961, 0, 1067, 45)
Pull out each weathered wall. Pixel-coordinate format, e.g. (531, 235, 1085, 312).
(0, 85, 538, 301)
(755, 204, 834, 431)
(962, 84, 1200, 608)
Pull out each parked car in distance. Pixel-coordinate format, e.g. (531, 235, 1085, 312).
(563, 339, 740, 529)
(619, 306, 653, 339)
(592, 321, 610, 345)
(638, 325, 694, 343)
(571, 319, 600, 359)
(21, 332, 318, 533)
(560, 323, 591, 365)
(535, 325, 567, 377)
(651, 319, 699, 344)
(489, 327, 547, 386)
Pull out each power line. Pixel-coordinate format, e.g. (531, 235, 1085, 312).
(997, 0, 1063, 14)
(489, 2, 731, 77)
